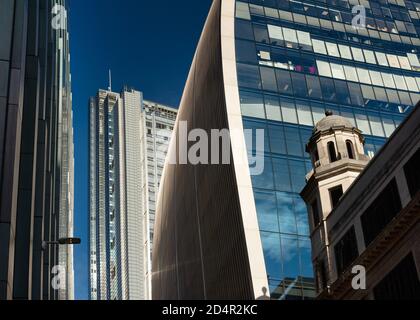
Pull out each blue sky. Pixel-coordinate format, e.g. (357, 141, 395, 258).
(69, 0, 212, 300)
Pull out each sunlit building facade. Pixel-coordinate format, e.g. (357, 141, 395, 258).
(89, 88, 176, 300)
(152, 0, 419, 300)
(0, 0, 74, 300)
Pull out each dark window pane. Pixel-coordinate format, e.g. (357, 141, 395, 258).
(334, 226, 359, 275)
(306, 75, 323, 99)
(334, 80, 351, 105)
(291, 73, 308, 98)
(329, 185, 343, 209)
(319, 77, 337, 102)
(404, 147, 420, 198)
(268, 125, 287, 155)
(374, 254, 420, 300)
(361, 179, 402, 246)
(275, 70, 293, 95)
(311, 199, 320, 226)
(236, 20, 254, 40)
(284, 126, 303, 157)
(253, 24, 269, 43)
(236, 39, 257, 64)
(328, 142, 338, 163)
(237, 63, 262, 89)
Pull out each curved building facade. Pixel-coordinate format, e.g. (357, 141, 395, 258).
(152, 0, 419, 300)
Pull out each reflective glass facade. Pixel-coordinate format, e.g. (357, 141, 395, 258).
(235, 0, 419, 300)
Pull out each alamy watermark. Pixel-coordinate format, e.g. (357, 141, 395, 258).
(52, 4, 67, 31)
(351, 265, 367, 290)
(155, 121, 266, 176)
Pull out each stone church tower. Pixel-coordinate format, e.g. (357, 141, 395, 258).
(300, 111, 370, 293)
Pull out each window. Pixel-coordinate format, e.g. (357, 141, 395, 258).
(356, 68, 372, 84)
(237, 63, 261, 89)
(291, 73, 308, 97)
(265, 96, 282, 121)
(376, 52, 389, 66)
(260, 67, 278, 92)
(296, 102, 313, 126)
(351, 47, 365, 62)
(334, 80, 351, 104)
(363, 50, 377, 64)
(338, 45, 352, 59)
(284, 126, 303, 156)
(255, 191, 279, 232)
(330, 63, 346, 80)
(334, 227, 359, 275)
(343, 66, 359, 82)
(240, 91, 266, 119)
(387, 54, 401, 68)
(404, 76, 419, 92)
(311, 199, 320, 226)
(267, 24, 284, 41)
(393, 75, 408, 91)
(374, 254, 420, 300)
(297, 30, 312, 47)
(326, 42, 340, 57)
(320, 78, 336, 102)
(236, 40, 257, 64)
(369, 71, 384, 87)
(306, 75, 323, 99)
(282, 27, 298, 44)
(236, 20, 254, 40)
(330, 185, 344, 209)
(269, 124, 287, 154)
(382, 73, 396, 88)
(280, 98, 298, 124)
(317, 61, 332, 77)
(312, 39, 327, 54)
(398, 56, 411, 70)
(236, 1, 251, 20)
(254, 24, 269, 44)
(346, 140, 355, 159)
(404, 147, 420, 198)
(361, 179, 402, 246)
(328, 142, 338, 163)
(276, 70, 293, 95)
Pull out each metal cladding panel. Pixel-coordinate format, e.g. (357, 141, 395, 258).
(152, 0, 254, 300)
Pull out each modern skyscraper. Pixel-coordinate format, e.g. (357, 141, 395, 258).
(0, 0, 74, 300)
(152, 0, 420, 300)
(89, 87, 177, 300)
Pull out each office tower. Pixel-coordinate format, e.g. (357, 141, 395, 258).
(301, 103, 420, 299)
(0, 0, 74, 300)
(89, 88, 177, 300)
(152, 0, 420, 300)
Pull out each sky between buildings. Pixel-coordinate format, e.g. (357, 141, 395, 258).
(69, 0, 212, 300)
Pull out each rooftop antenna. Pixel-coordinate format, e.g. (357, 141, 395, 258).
(108, 69, 112, 92)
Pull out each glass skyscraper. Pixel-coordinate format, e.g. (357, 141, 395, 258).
(89, 88, 177, 300)
(0, 0, 74, 300)
(152, 0, 419, 300)
(235, 0, 418, 299)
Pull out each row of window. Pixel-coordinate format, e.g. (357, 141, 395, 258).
(264, 24, 420, 71)
(238, 65, 417, 125)
(244, 0, 419, 14)
(316, 60, 420, 92)
(236, 1, 420, 46)
(333, 144, 420, 276)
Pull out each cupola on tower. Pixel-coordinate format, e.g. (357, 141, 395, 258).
(300, 111, 370, 293)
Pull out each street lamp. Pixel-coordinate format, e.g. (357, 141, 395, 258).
(42, 238, 81, 251)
